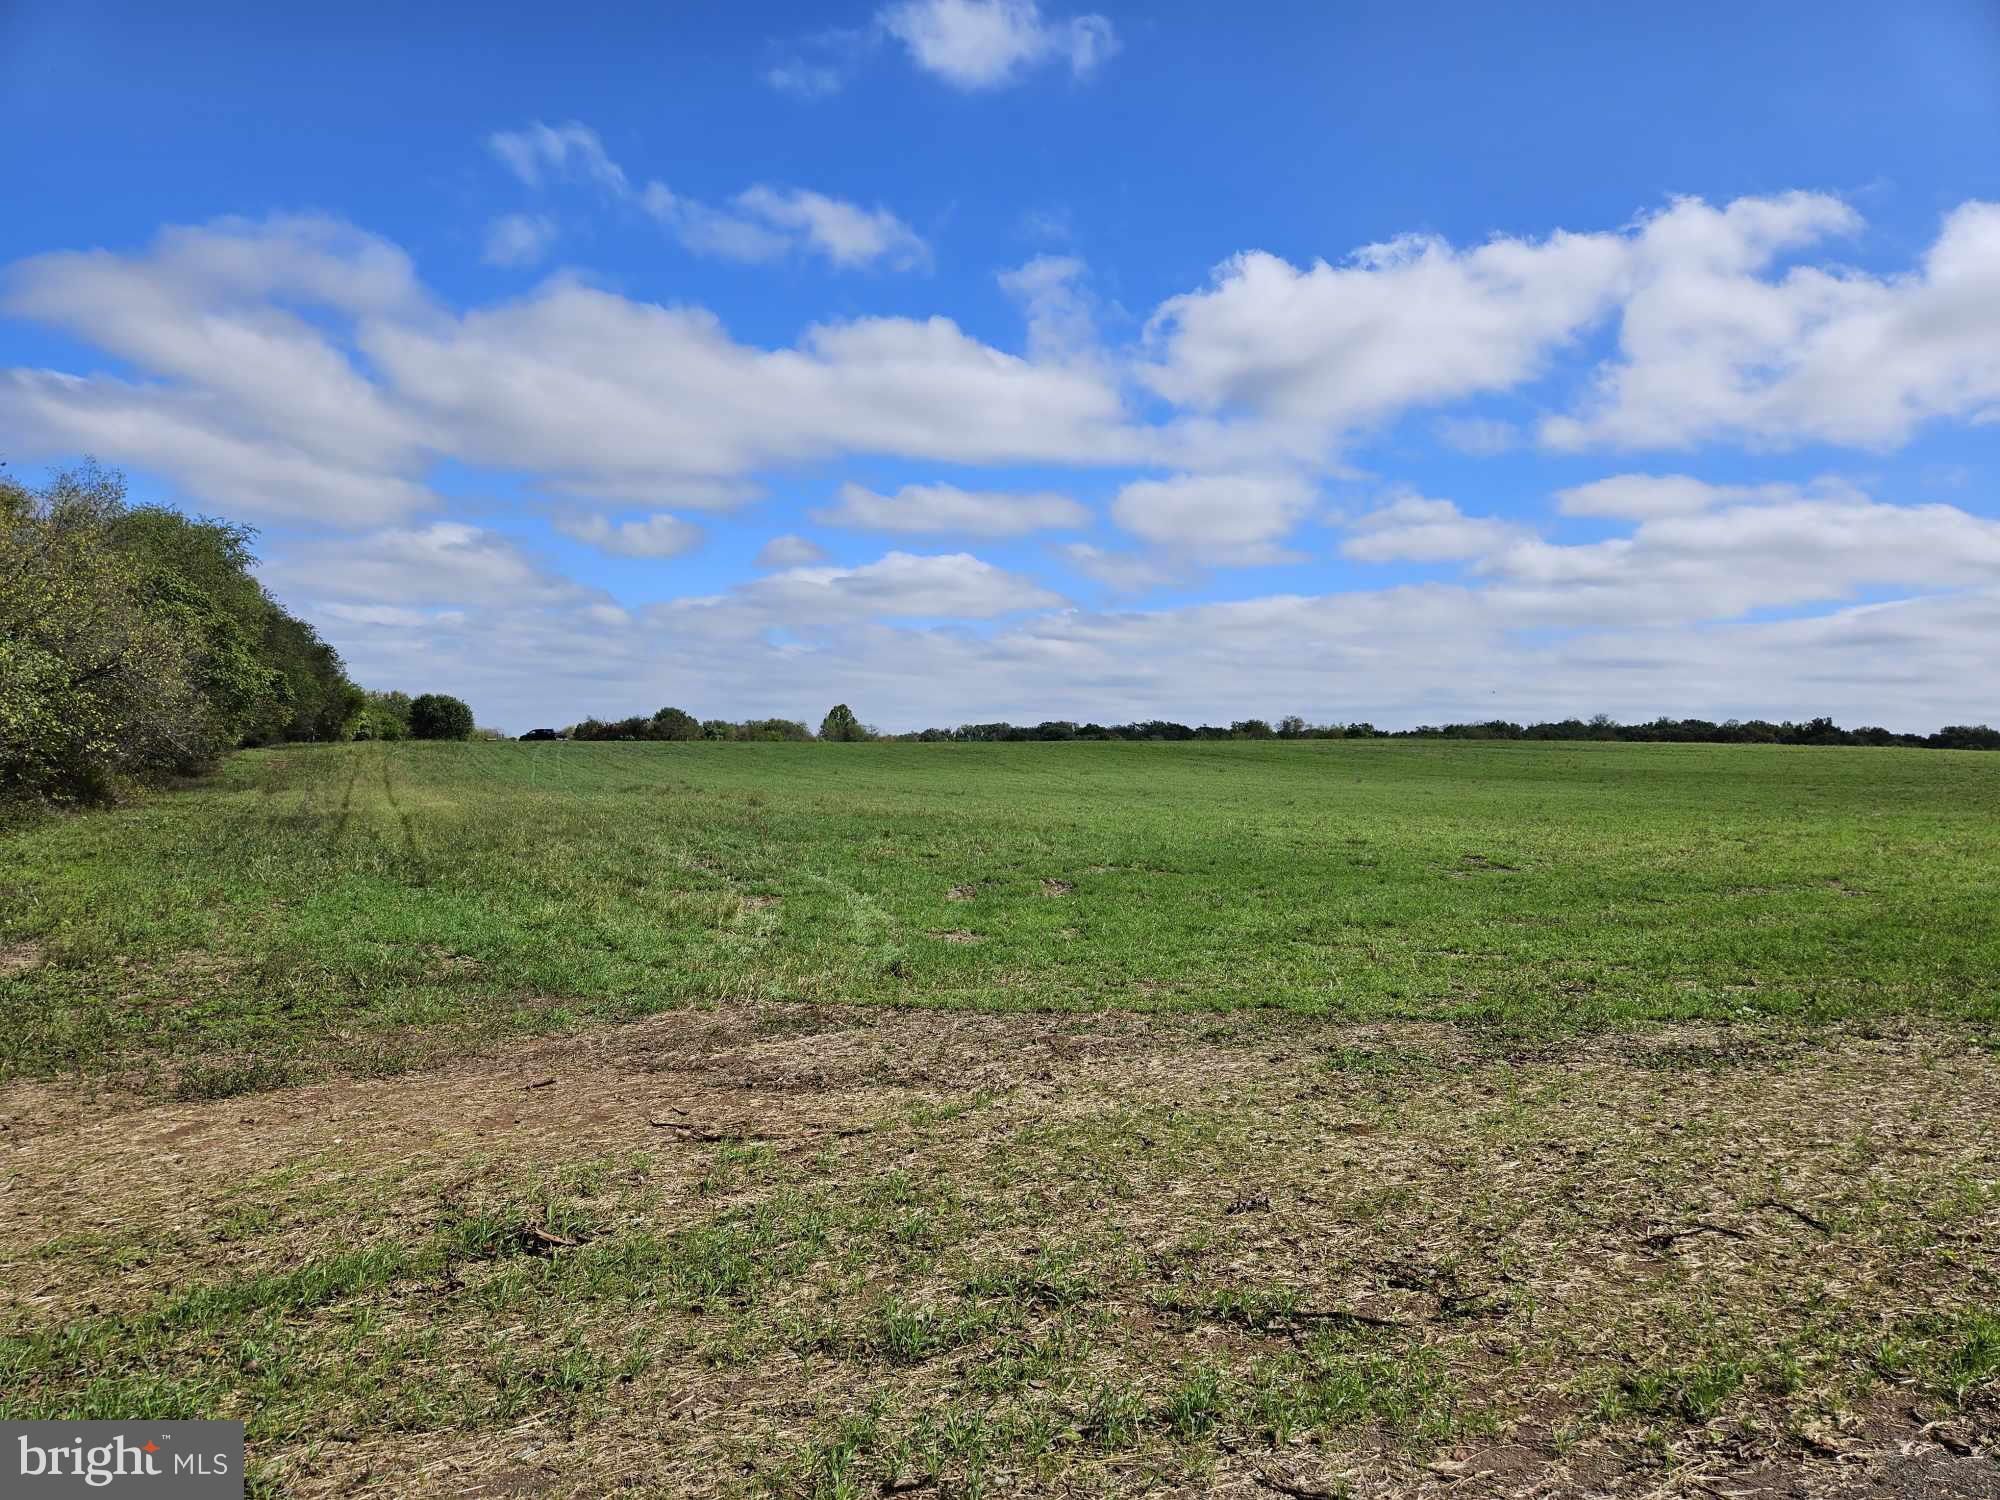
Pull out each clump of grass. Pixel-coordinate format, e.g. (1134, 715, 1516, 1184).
(172, 1057, 298, 1100)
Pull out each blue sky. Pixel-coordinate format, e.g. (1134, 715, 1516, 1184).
(4, 0, 1998, 732)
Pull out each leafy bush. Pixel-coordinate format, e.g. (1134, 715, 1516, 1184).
(409, 693, 475, 741)
(651, 706, 701, 741)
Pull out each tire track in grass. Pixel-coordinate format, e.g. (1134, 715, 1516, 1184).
(380, 745, 427, 882)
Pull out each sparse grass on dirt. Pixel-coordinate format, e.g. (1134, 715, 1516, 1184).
(1, 743, 1995, 1495)
(2, 1007, 1995, 1496)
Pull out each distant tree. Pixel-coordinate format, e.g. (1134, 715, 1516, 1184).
(409, 693, 474, 741)
(1934, 724, 2000, 750)
(819, 704, 868, 742)
(1231, 719, 1275, 739)
(741, 717, 812, 742)
(651, 706, 701, 741)
(1277, 715, 1306, 739)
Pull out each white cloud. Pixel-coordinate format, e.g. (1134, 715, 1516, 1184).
(1053, 541, 1185, 595)
(998, 254, 1098, 361)
(260, 522, 594, 609)
(813, 480, 1089, 536)
(553, 510, 705, 559)
(1111, 472, 1318, 559)
(316, 603, 468, 630)
(1, 216, 1131, 526)
(1543, 198, 2000, 451)
(489, 120, 929, 271)
(1480, 489, 2000, 626)
(1141, 228, 1632, 448)
(1550, 472, 1861, 520)
(731, 186, 930, 271)
(755, 534, 830, 568)
(878, 0, 1117, 89)
(1342, 492, 1526, 564)
(489, 122, 630, 194)
(675, 550, 1064, 627)
(1136, 190, 2000, 465)
(482, 213, 558, 268)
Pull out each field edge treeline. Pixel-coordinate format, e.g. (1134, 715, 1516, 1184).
(0, 463, 472, 810)
(533, 707, 2000, 750)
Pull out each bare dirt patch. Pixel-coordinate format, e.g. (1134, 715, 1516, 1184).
(0, 940, 44, 977)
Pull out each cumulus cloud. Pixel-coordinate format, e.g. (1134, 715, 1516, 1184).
(1341, 493, 1526, 564)
(1543, 199, 2000, 451)
(489, 121, 929, 271)
(755, 534, 831, 568)
(260, 522, 595, 609)
(1479, 490, 2000, 626)
(1551, 472, 1860, 520)
(731, 186, 930, 271)
(482, 213, 558, 268)
(0, 216, 1131, 525)
(553, 510, 705, 559)
(878, 0, 1116, 89)
(813, 480, 1089, 536)
(1111, 472, 1318, 559)
(1138, 191, 2000, 462)
(674, 550, 1064, 628)
(1142, 227, 1631, 448)
(1053, 541, 1186, 595)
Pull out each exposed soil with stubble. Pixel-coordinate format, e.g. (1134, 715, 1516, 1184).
(5, 1003, 1995, 1498)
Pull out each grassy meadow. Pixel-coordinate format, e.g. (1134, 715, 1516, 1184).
(2, 741, 1996, 1497)
(4, 737, 1999, 1082)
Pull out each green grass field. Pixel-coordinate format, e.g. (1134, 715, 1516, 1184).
(2, 742, 1996, 1497)
(4, 738, 1998, 1085)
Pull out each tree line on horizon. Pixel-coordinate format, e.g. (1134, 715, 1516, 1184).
(1, 463, 477, 807)
(520, 706, 1999, 751)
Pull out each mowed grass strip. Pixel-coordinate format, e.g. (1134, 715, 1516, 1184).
(3, 738, 1998, 1084)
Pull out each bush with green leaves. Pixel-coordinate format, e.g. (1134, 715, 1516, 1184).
(650, 706, 701, 741)
(409, 693, 475, 741)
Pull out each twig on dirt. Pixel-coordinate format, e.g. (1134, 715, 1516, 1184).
(523, 1077, 556, 1090)
(1151, 1298, 1405, 1330)
(1255, 1470, 1344, 1499)
(1225, 1191, 1271, 1215)
(1642, 1219, 1750, 1249)
(647, 1119, 769, 1141)
(1754, 1197, 1832, 1234)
